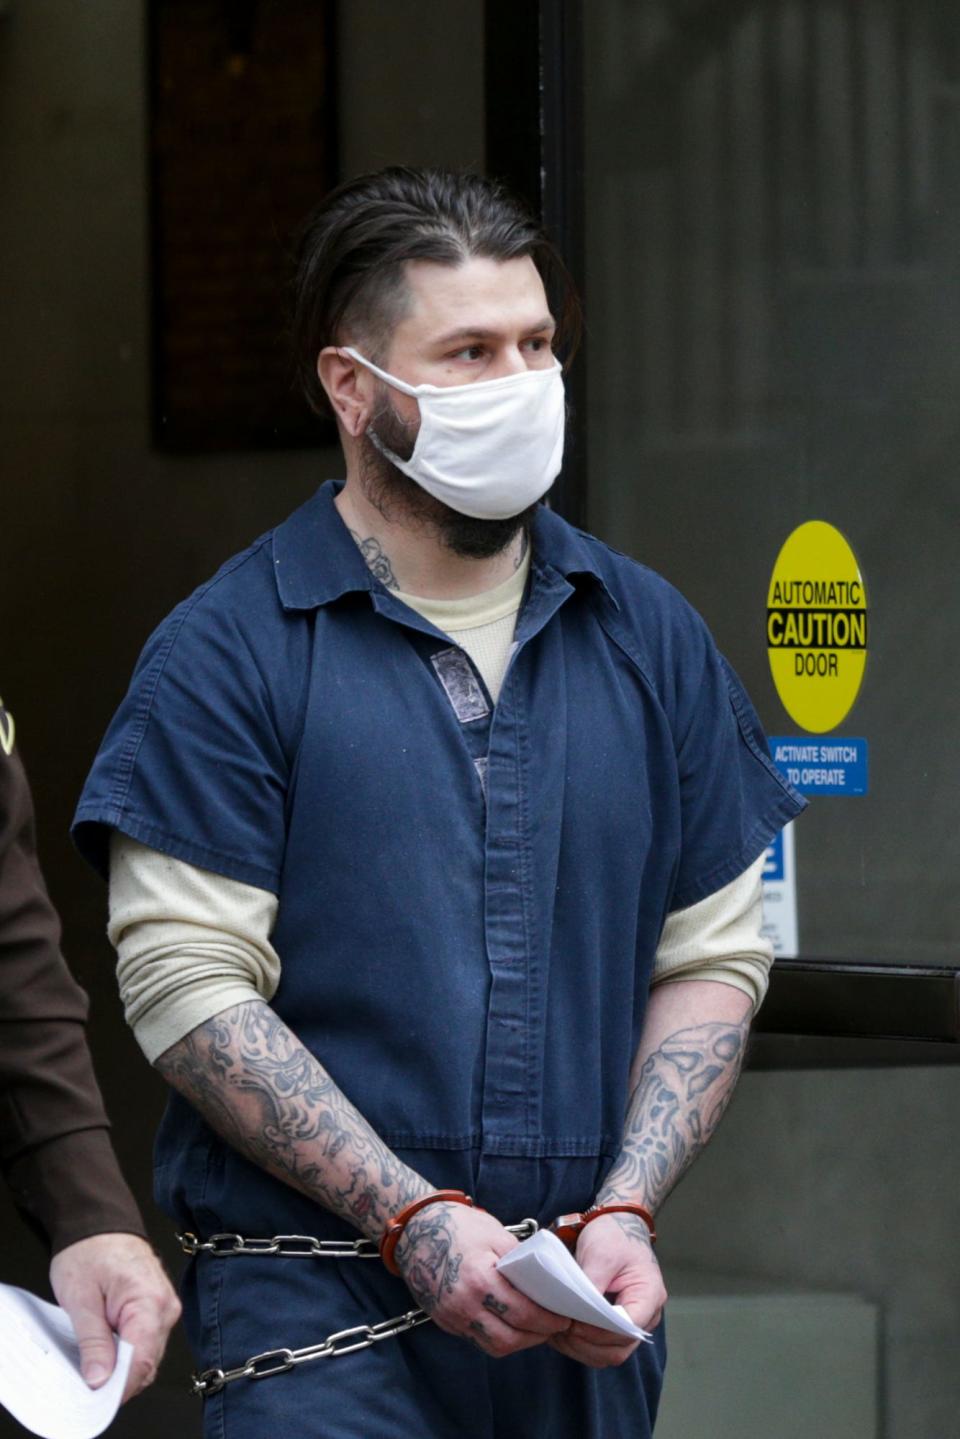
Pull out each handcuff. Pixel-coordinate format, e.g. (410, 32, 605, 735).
(379, 1191, 656, 1276)
(549, 1202, 657, 1248)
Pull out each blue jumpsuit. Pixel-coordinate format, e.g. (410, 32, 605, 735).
(74, 483, 803, 1437)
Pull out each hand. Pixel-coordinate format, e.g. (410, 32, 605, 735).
(394, 1202, 571, 1358)
(549, 1213, 666, 1368)
(49, 1232, 182, 1401)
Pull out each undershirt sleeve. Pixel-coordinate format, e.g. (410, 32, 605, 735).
(651, 854, 772, 1013)
(111, 838, 773, 1065)
(108, 834, 281, 1064)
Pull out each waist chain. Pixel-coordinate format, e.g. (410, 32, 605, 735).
(177, 1219, 540, 1398)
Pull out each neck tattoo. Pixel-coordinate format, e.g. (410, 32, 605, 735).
(349, 529, 399, 591)
(350, 525, 529, 593)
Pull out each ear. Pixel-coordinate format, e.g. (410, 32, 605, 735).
(317, 348, 375, 438)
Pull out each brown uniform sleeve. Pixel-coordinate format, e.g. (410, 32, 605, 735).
(0, 702, 146, 1253)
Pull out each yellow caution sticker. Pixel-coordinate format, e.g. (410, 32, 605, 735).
(767, 522, 867, 734)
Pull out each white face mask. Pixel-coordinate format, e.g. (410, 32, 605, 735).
(343, 346, 566, 521)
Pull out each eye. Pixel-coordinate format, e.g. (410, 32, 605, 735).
(454, 345, 486, 361)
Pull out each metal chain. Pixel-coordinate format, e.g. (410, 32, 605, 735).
(190, 1310, 433, 1396)
(178, 1230, 381, 1260)
(181, 1218, 539, 1398)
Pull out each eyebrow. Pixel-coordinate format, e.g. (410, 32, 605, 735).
(431, 317, 557, 346)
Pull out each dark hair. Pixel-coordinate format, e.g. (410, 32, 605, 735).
(292, 166, 581, 416)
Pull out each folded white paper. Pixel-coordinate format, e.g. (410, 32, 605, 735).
(0, 1283, 132, 1439)
(496, 1229, 652, 1342)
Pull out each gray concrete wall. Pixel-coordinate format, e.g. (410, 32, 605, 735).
(657, 1065, 960, 1439)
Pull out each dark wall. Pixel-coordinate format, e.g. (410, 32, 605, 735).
(0, 1, 483, 1431)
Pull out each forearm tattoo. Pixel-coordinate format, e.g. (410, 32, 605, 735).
(393, 1203, 464, 1313)
(598, 1019, 749, 1213)
(155, 1000, 430, 1237)
(348, 528, 399, 590)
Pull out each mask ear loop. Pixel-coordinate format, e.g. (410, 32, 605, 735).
(339, 346, 421, 398)
(338, 347, 424, 473)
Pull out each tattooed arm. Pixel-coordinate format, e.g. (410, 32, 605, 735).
(601, 980, 752, 1212)
(155, 998, 433, 1236)
(156, 999, 569, 1355)
(551, 979, 751, 1368)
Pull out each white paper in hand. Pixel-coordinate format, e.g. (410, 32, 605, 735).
(0, 1283, 132, 1439)
(496, 1229, 652, 1342)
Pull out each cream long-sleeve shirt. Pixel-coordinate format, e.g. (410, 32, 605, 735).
(109, 843, 770, 1064)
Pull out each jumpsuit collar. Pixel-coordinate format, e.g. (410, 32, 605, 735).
(271, 481, 618, 618)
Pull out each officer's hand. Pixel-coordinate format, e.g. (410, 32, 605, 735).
(394, 1203, 571, 1357)
(49, 1232, 182, 1401)
(548, 1213, 665, 1368)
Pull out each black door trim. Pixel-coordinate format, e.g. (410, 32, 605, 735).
(485, 0, 588, 528)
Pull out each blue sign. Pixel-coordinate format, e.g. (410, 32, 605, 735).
(768, 736, 869, 796)
(763, 829, 785, 881)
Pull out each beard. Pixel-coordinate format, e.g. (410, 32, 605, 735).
(359, 386, 540, 560)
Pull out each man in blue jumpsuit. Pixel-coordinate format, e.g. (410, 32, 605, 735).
(73, 168, 804, 1437)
